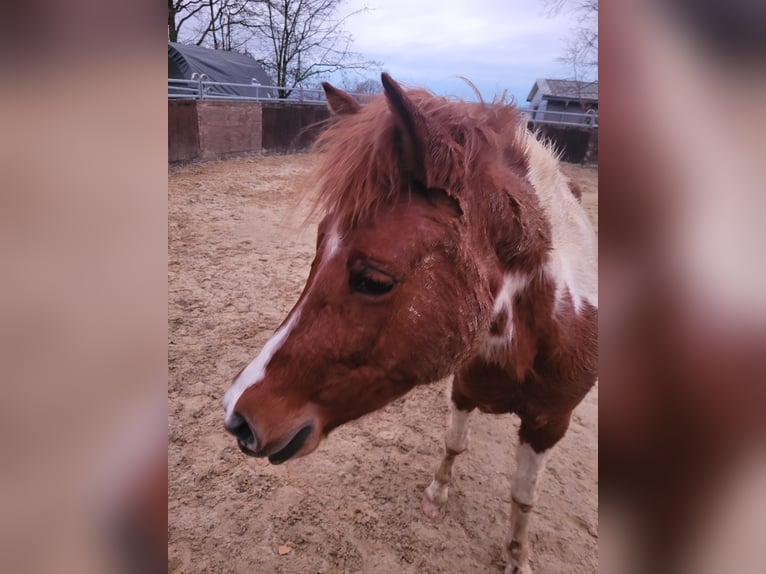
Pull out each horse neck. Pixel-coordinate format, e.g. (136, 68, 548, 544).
(465, 169, 553, 280)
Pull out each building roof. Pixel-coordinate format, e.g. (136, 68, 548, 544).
(168, 42, 275, 97)
(527, 79, 598, 103)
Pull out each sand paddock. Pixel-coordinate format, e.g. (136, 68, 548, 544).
(168, 154, 598, 573)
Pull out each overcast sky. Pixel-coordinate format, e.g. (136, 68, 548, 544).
(335, 0, 578, 104)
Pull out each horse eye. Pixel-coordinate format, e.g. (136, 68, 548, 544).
(350, 270, 395, 296)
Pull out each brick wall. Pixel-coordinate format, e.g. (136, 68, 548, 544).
(196, 101, 262, 160)
(168, 101, 200, 163)
(169, 100, 332, 163)
(169, 100, 263, 163)
(261, 103, 330, 152)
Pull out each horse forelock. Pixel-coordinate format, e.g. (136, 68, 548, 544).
(309, 88, 527, 231)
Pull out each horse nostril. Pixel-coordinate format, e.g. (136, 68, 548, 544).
(225, 412, 254, 443)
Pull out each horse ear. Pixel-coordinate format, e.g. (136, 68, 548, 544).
(381, 72, 452, 188)
(321, 82, 361, 115)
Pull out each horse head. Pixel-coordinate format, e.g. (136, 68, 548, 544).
(222, 74, 493, 463)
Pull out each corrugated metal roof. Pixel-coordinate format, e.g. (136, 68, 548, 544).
(527, 79, 598, 102)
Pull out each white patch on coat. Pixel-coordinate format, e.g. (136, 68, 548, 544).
(483, 272, 529, 355)
(325, 230, 341, 259)
(512, 442, 551, 506)
(445, 408, 471, 453)
(521, 130, 598, 312)
(222, 309, 301, 422)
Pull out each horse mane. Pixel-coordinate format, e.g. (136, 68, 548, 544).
(310, 87, 528, 229)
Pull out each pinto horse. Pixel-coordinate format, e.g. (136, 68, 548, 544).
(223, 73, 597, 574)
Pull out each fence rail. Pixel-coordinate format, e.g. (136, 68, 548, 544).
(168, 76, 598, 128)
(169, 75, 338, 103)
(520, 108, 598, 129)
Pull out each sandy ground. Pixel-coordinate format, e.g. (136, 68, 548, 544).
(168, 154, 598, 573)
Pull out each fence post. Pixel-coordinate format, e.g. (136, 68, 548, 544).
(191, 73, 208, 100)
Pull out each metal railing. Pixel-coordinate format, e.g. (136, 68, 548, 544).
(169, 74, 340, 103)
(520, 107, 598, 129)
(168, 76, 598, 128)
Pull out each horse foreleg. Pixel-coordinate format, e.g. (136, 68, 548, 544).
(505, 414, 569, 574)
(504, 441, 550, 573)
(421, 403, 473, 519)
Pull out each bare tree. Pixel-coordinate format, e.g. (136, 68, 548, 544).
(170, 0, 253, 51)
(248, 0, 379, 98)
(169, 0, 380, 98)
(544, 0, 598, 84)
(168, 0, 207, 42)
(335, 76, 382, 102)
(351, 78, 382, 94)
(195, 0, 253, 51)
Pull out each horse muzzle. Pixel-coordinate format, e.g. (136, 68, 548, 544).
(225, 412, 315, 465)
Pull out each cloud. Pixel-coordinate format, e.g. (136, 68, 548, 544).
(340, 0, 580, 101)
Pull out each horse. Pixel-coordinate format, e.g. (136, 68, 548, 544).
(223, 73, 598, 574)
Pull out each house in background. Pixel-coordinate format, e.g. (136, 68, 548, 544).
(526, 79, 598, 126)
(168, 42, 276, 99)
(524, 78, 598, 164)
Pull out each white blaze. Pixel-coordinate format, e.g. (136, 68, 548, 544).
(222, 310, 301, 422)
(222, 230, 343, 423)
(325, 230, 341, 258)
